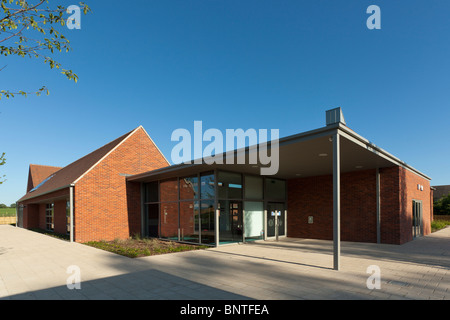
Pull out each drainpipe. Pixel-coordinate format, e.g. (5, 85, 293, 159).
(70, 184, 74, 243)
(15, 201, 18, 228)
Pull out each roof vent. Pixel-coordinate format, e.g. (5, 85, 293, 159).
(326, 107, 346, 126)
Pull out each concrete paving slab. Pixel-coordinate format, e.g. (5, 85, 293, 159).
(0, 225, 449, 300)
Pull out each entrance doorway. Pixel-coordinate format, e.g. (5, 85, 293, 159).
(267, 202, 285, 239)
(147, 203, 159, 237)
(219, 200, 243, 243)
(412, 200, 423, 238)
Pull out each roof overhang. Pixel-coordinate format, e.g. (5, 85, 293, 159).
(17, 184, 74, 203)
(128, 123, 431, 183)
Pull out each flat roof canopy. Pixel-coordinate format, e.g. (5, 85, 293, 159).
(128, 123, 430, 183)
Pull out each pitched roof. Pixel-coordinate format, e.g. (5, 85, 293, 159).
(18, 127, 138, 202)
(26, 164, 63, 193)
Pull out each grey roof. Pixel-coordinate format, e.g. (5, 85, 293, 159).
(18, 128, 138, 202)
(128, 122, 431, 183)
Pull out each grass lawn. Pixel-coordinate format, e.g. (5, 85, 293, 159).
(431, 215, 450, 232)
(27, 228, 207, 258)
(0, 208, 16, 217)
(84, 238, 209, 258)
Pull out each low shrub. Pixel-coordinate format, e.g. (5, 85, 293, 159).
(84, 238, 207, 258)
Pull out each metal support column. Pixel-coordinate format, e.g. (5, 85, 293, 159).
(333, 132, 340, 270)
(242, 209, 246, 243)
(214, 169, 219, 247)
(263, 209, 268, 240)
(284, 209, 288, 237)
(215, 209, 220, 247)
(69, 185, 74, 243)
(275, 210, 279, 241)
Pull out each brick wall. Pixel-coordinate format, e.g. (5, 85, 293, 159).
(379, 166, 400, 244)
(287, 166, 432, 245)
(399, 166, 432, 243)
(22, 203, 39, 229)
(74, 127, 169, 242)
(54, 200, 68, 235)
(379, 166, 432, 244)
(287, 169, 377, 243)
(38, 203, 46, 230)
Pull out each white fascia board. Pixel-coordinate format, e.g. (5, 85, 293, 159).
(337, 125, 431, 181)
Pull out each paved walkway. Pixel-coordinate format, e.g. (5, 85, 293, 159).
(0, 225, 449, 300)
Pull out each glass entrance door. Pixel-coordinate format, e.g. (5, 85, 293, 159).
(244, 201, 264, 241)
(267, 202, 285, 238)
(231, 201, 243, 240)
(147, 203, 159, 237)
(412, 200, 423, 238)
(219, 200, 243, 243)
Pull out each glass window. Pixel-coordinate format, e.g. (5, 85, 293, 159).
(244, 175, 263, 199)
(180, 176, 198, 200)
(179, 201, 199, 243)
(160, 178, 178, 202)
(200, 200, 215, 245)
(244, 201, 264, 241)
(218, 171, 242, 199)
(45, 203, 54, 231)
(66, 200, 70, 234)
(218, 200, 243, 244)
(147, 203, 159, 237)
(218, 200, 231, 243)
(200, 173, 215, 199)
(265, 178, 286, 200)
(160, 202, 178, 240)
(145, 181, 159, 203)
(30, 174, 54, 192)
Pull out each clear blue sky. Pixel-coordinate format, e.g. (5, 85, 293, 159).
(1, 0, 450, 205)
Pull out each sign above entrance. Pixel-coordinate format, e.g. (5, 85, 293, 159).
(271, 210, 281, 216)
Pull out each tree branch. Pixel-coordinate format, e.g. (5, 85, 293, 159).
(0, 0, 46, 23)
(0, 24, 26, 43)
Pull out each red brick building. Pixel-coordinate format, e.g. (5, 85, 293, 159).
(17, 109, 433, 264)
(127, 107, 433, 263)
(17, 126, 169, 242)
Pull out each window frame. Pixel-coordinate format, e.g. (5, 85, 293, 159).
(45, 203, 54, 231)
